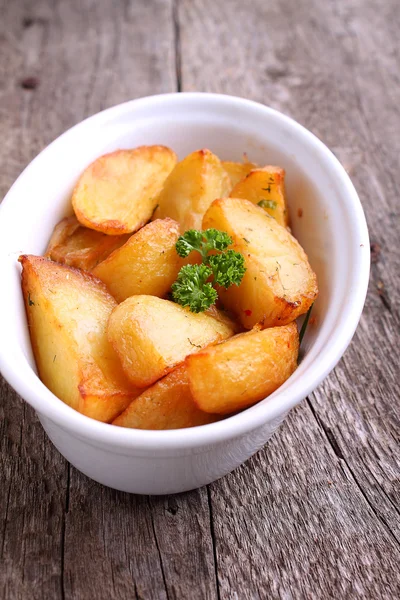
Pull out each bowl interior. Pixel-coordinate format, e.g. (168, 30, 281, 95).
(0, 94, 369, 448)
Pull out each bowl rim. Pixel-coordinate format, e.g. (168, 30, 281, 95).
(0, 92, 370, 451)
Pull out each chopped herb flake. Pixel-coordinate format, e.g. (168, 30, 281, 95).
(187, 338, 202, 349)
(258, 199, 277, 210)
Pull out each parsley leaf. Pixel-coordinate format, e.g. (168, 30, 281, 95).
(175, 229, 204, 258)
(258, 199, 277, 210)
(172, 229, 246, 312)
(175, 229, 232, 260)
(208, 250, 246, 288)
(171, 264, 218, 313)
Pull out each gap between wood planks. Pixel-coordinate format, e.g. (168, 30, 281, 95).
(169, 0, 399, 594)
(173, 0, 182, 91)
(60, 463, 70, 600)
(207, 486, 221, 600)
(148, 496, 170, 600)
(306, 399, 400, 549)
(170, 0, 397, 580)
(173, 2, 221, 596)
(59, 2, 183, 596)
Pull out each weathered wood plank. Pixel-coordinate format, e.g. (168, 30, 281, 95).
(0, 378, 67, 600)
(62, 471, 218, 600)
(0, 2, 216, 599)
(62, 471, 169, 600)
(209, 407, 400, 598)
(177, 0, 400, 596)
(147, 493, 218, 599)
(0, 0, 177, 200)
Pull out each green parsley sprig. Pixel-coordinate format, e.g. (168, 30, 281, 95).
(175, 228, 233, 260)
(171, 264, 217, 313)
(171, 229, 246, 313)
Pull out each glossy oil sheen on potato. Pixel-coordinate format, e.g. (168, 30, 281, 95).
(152, 149, 230, 231)
(107, 295, 235, 388)
(187, 322, 299, 414)
(45, 215, 130, 271)
(229, 166, 288, 226)
(222, 159, 258, 191)
(92, 218, 182, 302)
(113, 365, 219, 430)
(19, 255, 140, 422)
(72, 146, 177, 235)
(203, 198, 318, 329)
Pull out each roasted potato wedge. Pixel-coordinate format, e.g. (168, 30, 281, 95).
(45, 215, 130, 271)
(204, 304, 244, 334)
(229, 166, 288, 227)
(203, 198, 318, 329)
(222, 159, 258, 191)
(152, 149, 230, 231)
(187, 322, 299, 414)
(19, 255, 140, 422)
(107, 295, 235, 388)
(113, 365, 219, 429)
(72, 146, 177, 235)
(92, 218, 182, 302)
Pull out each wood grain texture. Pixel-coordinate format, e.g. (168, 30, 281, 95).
(0, 0, 176, 200)
(209, 408, 400, 599)
(0, 0, 399, 599)
(177, 0, 400, 596)
(62, 472, 217, 600)
(0, 378, 67, 600)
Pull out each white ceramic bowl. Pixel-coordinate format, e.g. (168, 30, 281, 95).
(0, 93, 369, 494)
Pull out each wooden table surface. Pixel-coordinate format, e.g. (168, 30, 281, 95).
(1, 0, 399, 598)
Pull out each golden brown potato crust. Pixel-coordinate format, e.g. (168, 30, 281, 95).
(72, 146, 177, 235)
(203, 198, 318, 329)
(107, 295, 235, 388)
(222, 159, 258, 191)
(19, 255, 140, 422)
(92, 218, 183, 302)
(187, 322, 299, 414)
(21, 142, 319, 427)
(45, 215, 130, 271)
(153, 148, 230, 231)
(113, 365, 219, 430)
(229, 166, 288, 227)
